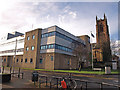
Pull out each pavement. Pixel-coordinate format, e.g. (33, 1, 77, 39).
(1, 67, 120, 89)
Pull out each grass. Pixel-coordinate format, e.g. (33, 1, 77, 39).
(4, 66, 119, 75)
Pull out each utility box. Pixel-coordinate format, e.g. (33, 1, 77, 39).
(32, 71, 38, 82)
(105, 66, 111, 74)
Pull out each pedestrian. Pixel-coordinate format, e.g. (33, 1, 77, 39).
(61, 77, 67, 89)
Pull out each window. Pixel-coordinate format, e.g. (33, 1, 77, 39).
(51, 56, 53, 61)
(21, 59, 23, 62)
(32, 35, 35, 39)
(30, 58, 33, 63)
(4, 59, 6, 62)
(68, 60, 69, 65)
(40, 59, 42, 64)
(16, 59, 19, 62)
(95, 51, 96, 57)
(27, 36, 30, 40)
(26, 47, 29, 51)
(25, 58, 27, 63)
(31, 46, 35, 50)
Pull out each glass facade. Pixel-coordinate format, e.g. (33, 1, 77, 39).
(41, 31, 85, 45)
(40, 44, 72, 52)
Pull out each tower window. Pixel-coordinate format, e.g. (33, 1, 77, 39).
(100, 24, 103, 32)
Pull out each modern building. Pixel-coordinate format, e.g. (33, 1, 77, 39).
(92, 14, 112, 65)
(0, 25, 90, 70)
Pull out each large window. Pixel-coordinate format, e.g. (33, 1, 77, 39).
(40, 44, 55, 50)
(40, 44, 72, 52)
(40, 59, 42, 64)
(41, 31, 55, 38)
(41, 31, 85, 45)
(30, 58, 33, 63)
(25, 58, 27, 63)
(31, 46, 35, 50)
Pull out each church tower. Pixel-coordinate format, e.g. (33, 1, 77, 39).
(95, 14, 112, 62)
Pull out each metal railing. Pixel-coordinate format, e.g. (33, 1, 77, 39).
(37, 74, 120, 89)
(2, 66, 24, 79)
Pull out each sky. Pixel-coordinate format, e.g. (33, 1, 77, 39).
(0, 1, 118, 43)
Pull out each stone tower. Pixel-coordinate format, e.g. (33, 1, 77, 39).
(95, 14, 112, 62)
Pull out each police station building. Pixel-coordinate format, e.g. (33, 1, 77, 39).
(0, 25, 90, 70)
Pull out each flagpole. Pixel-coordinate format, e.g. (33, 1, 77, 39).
(91, 31, 94, 69)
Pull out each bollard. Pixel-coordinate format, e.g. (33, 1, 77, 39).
(60, 78, 61, 86)
(10, 67, 12, 74)
(100, 83, 103, 90)
(46, 77, 48, 87)
(13, 68, 14, 77)
(2, 66, 4, 73)
(39, 79, 41, 88)
(56, 78, 58, 88)
(18, 68, 20, 78)
(34, 80, 35, 87)
(22, 73, 23, 79)
(81, 84, 82, 90)
(86, 82, 87, 90)
(50, 79, 52, 88)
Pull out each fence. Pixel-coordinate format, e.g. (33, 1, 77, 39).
(37, 74, 120, 89)
(2, 66, 24, 79)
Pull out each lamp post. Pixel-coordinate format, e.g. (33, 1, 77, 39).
(13, 39, 17, 74)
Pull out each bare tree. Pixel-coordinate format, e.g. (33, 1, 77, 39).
(71, 42, 87, 71)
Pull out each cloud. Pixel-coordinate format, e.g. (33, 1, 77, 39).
(69, 11, 77, 18)
(0, 2, 118, 43)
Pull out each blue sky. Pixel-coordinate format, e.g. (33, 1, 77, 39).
(0, 1, 118, 42)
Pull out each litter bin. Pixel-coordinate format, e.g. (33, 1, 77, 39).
(105, 66, 111, 74)
(32, 71, 38, 82)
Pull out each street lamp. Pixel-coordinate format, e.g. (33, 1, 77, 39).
(13, 39, 17, 74)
